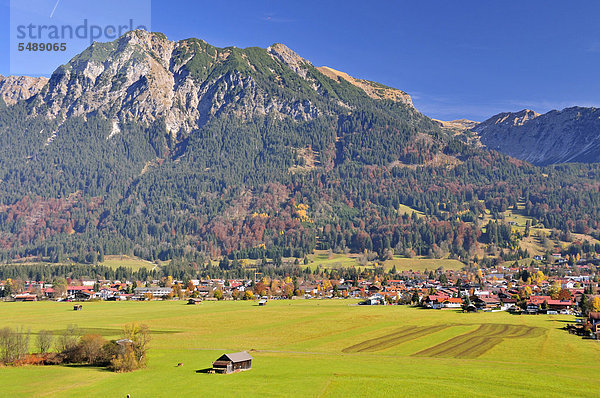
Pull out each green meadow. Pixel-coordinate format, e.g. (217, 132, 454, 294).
(305, 251, 465, 272)
(98, 255, 158, 271)
(0, 300, 598, 397)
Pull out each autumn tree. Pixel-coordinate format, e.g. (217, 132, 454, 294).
(214, 289, 223, 300)
(548, 281, 561, 299)
(79, 334, 108, 365)
(591, 297, 600, 313)
(37, 330, 54, 354)
(111, 322, 151, 371)
(557, 289, 571, 301)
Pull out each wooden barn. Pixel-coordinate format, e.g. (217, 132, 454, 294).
(212, 351, 253, 374)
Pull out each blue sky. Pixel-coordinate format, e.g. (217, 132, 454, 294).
(1, 0, 599, 121)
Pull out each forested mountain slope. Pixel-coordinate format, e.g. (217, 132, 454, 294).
(0, 30, 599, 268)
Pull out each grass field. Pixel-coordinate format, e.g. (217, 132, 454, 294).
(0, 301, 598, 397)
(98, 255, 158, 271)
(306, 251, 465, 272)
(397, 204, 425, 218)
(386, 256, 465, 272)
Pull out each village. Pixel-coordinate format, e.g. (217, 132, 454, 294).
(2, 253, 599, 320)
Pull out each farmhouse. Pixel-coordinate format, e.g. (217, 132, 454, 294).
(212, 351, 253, 374)
(473, 296, 500, 310)
(443, 297, 463, 308)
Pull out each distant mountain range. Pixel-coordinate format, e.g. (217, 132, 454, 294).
(472, 107, 600, 165)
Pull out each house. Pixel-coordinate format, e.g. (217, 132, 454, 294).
(359, 296, 384, 305)
(66, 286, 93, 299)
(527, 296, 572, 312)
(14, 293, 37, 302)
(443, 297, 463, 309)
(134, 287, 173, 299)
(473, 296, 501, 310)
(212, 351, 253, 374)
(424, 294, 449, 309)
(588, 312, 600, 339)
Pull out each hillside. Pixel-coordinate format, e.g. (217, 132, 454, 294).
(0, 31, 599, 269)
(473, 107, 600, 165)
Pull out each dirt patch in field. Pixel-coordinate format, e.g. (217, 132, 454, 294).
(412, 324, 545, 359)
(342, 325, 450, 353)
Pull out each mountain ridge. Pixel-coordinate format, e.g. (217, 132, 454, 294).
(474, 106, 600, 165)
(8, 31, 423, 138)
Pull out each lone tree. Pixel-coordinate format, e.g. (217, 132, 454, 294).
(0, 326, 30, 364)
(37, 330, 54, 355)
(110, 323, 151, 372)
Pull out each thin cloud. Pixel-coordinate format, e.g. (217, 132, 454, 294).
(261, 13, 294, 23)
(586, 42, 600, 53)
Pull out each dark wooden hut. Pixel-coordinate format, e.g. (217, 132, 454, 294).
(212, 351, 253, 374)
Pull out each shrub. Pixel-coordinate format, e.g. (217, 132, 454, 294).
(79, 334, 108, 365)
(109, 345, 139, 372)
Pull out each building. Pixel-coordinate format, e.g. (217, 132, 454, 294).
(134, 287, 173, 299)
(14, 293, 37, 302)
(212, 351, 253, 374)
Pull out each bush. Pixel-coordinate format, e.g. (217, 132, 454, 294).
(109, 346, 139, 372)
(79, 334, 108, 365)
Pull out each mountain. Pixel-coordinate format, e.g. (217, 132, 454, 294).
(31, 31, 426, 136)
(0, 75, 47, 105)
(0, 30, 599, 268)
(473, 107, 600, 165)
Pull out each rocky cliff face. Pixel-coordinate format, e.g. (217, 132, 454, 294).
(473, 107, 600, 165)
(19, 30, 419, 138)
(0, 75, 48, 105)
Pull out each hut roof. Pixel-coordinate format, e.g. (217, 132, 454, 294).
(220, 351, 253, 363)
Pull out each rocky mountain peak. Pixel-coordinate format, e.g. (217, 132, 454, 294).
(267, 43, 310, 77)
(0, 75, 48, 105)
(489, 109, 540, 127)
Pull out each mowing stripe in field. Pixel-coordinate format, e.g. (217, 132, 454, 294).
(413, 324, 545, 359)
(342, 325, 450, 353)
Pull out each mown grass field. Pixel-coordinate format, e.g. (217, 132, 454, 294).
(0, 300, 598, 397)
(386, 256, 465, 272)
(305, 251, 465, 272)
(98, 255, 158, 271)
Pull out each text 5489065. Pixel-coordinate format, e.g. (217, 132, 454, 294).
(18, 43, 67, 52)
